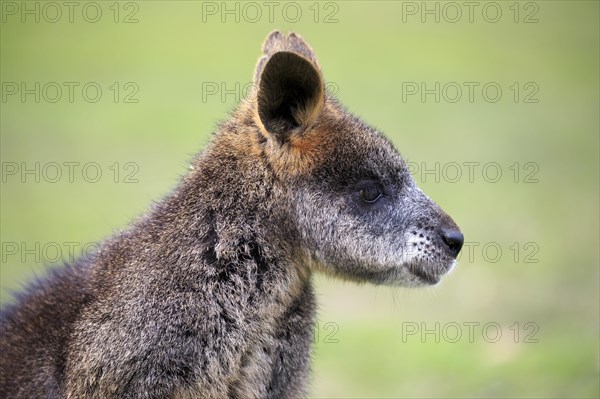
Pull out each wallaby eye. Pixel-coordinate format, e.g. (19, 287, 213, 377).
(359, 185, 382, 203)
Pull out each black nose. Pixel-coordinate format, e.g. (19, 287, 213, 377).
(438, 227, 464, 258)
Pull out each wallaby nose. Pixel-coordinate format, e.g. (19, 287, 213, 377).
(438, 227, 464, 258)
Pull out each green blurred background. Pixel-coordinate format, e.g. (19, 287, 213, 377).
(1, 1, 598, 397)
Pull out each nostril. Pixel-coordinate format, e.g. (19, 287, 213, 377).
(439, 228, 464, 258)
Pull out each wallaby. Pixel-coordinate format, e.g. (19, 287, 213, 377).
(0, 31, 463, 398)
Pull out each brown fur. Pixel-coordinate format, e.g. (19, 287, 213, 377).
(0, 31, 462, 398)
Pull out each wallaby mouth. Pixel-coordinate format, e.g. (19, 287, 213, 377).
(407, 259, 456, 285)
(411, 267, 441, 285)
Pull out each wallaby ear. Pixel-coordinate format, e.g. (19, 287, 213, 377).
(256, 51, 325, 141)
(255, 31, 321, 82)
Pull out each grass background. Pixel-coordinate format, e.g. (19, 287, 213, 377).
(1, 1, 598, 397)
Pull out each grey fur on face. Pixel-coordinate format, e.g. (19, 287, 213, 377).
(0, 31, 462, 398)
(291, 106, 460, 287)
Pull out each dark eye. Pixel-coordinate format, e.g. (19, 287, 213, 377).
(359, 185, 382, 203)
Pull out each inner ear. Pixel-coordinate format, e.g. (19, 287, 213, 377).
(257, 51, 324, 141)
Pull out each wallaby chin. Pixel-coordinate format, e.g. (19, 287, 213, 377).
(0, 30, 462, 398)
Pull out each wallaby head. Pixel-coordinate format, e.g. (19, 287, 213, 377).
(219, 30, 464, 286)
